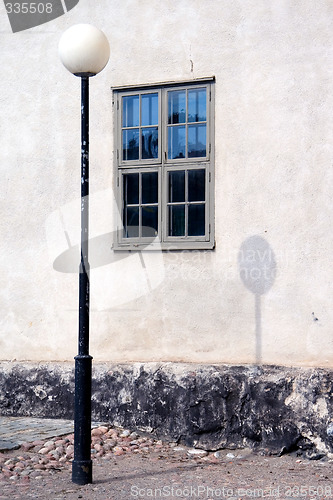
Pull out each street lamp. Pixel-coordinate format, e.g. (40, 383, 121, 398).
(58, 24, 110, 485)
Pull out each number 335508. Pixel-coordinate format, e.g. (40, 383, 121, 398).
(5, 3, 53, 14)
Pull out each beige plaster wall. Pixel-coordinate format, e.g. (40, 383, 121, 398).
(0, 0, 332, 367)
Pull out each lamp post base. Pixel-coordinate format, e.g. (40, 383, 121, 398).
(72, 353, 93, 485)
(72, 459, 93, 485)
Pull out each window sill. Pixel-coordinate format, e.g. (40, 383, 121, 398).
(113, 239, 215, 251)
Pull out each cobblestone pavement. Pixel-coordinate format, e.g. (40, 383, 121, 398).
(0, 417, 333, 500)
(0, 417, 74, 451)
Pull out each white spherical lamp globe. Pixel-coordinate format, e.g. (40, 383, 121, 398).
(59, 24, 110, 76)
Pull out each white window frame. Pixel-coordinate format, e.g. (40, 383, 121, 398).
(113, 78, 215, 251)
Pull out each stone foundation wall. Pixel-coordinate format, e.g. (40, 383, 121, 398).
(1, 362, 333, 458)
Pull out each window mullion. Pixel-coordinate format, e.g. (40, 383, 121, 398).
(185, 89, 188, 159)
(162, 90, 167, 242)
(162, 164, 166, 241)
(206, 167, 209, 238)
(160, 88, 164, 166)
(185, 169, 188, 237)
(123, 175, 127, 237)
(206, 86, 212, 160)
(139, 94, 142, 161)
(139, 172, 142, 239)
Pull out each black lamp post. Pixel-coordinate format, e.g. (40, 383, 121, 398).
(58, 24, 110, 485)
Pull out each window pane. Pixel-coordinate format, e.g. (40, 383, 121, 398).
(123, 95, 139, 127)
(142, 127, 158, 159)
(142, 93, 158, 126)
(168, 171, 185, 202)
(188, 169, 205, 202)
(188, 88, 206, 122)
(142, 206, 158, 236)
(168, 205, 185, 236)
(188, 204, 205, 236)
(168, 90, 186, 124)
(125, 206, 139, 238)
(168, 126, 186, 159)
(188, 124, 206, 158)
(124, 173, 139, 205)
(123, 129, 139, 161)
(142, 172, 158, 204)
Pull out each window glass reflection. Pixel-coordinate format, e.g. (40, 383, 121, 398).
(188, 169, 205, 202)
(168, 126, 185, 159)
(123, 129, 139, 161)
(122, 95, 139, 127)
(188, 88, 206, 123)
(188, 204, 205, 236)
(168, 171, 185, 203)
(142, 172, 158, 204)
(169, 205, 185, 236)
(142, 127, 158, 159)
(125, 207, 139, 237)
(188, 124, 206, 158)
(142, 206, 158, 236)
(142, 93, 158, 126)
(123, 173, 139, 205)
(168, 90, 186, 124)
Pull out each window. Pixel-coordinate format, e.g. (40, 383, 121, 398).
(122, 92, 160, 162)
(113, 78, 215, 250)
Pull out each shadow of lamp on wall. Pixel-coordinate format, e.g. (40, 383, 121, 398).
(238, 235, 277, 364)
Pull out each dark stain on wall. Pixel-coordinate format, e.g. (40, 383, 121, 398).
(0, 362, 333, 459)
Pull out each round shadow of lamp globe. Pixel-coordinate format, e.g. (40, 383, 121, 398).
(238, 235, 277, 295)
